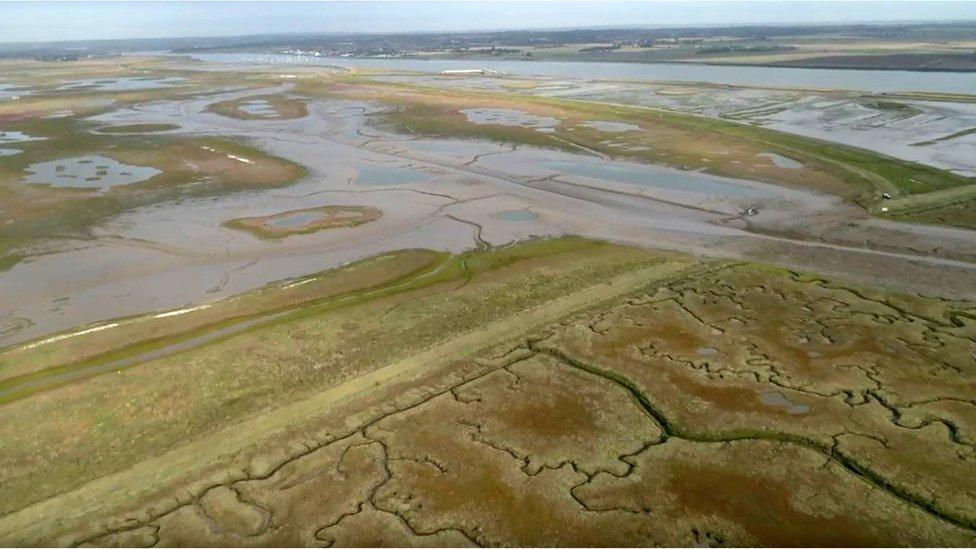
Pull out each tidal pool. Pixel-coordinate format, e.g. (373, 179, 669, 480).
(461, 108, 559, 130)
(265, 211, 329, 229)
(0, 84, 31, 99)
(0, 131, 44, 144)
(696, 346, 719, 357)
(355, 163, 428, 186)
(544, 159, 771, 198)
(759, 391, 811, 415)
(580, 120, 643, 133)
(0, 148, 21, 156)
(239, 99, 277, 117)
(23, 155, 161, 190)
(57, 76, 184, 92)
(760, 152, 804, 169)
(497, 209, 538, 221)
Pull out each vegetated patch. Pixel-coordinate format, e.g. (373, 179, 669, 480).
(538, 260, 976, 540)
(860, 100, 922, 116)
(885, 194, 976, 230)
(5, 238, 975, 546)
(97, 123, 179, 134)
(768, 52, 976, 72)
(0, 115, 305, 263)
(0, 237, 670, 515)
(223, 205, 383, 239)
(206, 94, 309, 120)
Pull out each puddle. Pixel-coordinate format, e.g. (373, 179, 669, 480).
(543, 159, 771, 198)
(696, 346, 718, 357)
(355, 163, 428, 186)
(461, 108, 559, 130)
(265, 211, 329, 229)
(0, 84, 31, 99)
(580, 120, 643, 132)
(759, 391, 810, 415)
(57, 76, 184, 92)
(23, 155, 161, 190)
(497, 209, 538, 221)
(759, 152, 804, 170)
(0, 131, 45, 144)
(239, 99, 278, 117)
(0, 148, 21, 156)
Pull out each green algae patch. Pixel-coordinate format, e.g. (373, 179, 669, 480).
(207, 94, 309, 120)
(97, 123, 179, 133)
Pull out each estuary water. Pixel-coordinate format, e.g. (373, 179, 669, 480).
(185, 53, 976, 94)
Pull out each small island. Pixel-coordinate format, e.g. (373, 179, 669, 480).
(223, 205, 382, 239)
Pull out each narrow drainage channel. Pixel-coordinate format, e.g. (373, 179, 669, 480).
(528, 341, 976, 533)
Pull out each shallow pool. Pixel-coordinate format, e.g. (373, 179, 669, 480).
(759, 391, 810, 415)
(580, 120, 643, 133)
(23, 155, 161, 190)
(544, 159, 771, 198)
(57, 76, 184, 92)
(760, 152, 804, 170)
(0, 131, 44, 144)
(239, 99, 278, 117)
(497, 209, 539, 221)
(461, 108, 558, 130)
(265, 211, 329, 229)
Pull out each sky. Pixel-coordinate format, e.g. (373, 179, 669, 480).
(1, 1, 976, 43)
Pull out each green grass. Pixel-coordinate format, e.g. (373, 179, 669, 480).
(96, 123, 179, 133)
(860, 100, 922, 115)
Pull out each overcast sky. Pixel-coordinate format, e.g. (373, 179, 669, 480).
(2, 1, 976, 43)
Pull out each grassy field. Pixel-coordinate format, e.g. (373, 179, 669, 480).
(206, 94, 309, 120)
(96, 123, 179, 133)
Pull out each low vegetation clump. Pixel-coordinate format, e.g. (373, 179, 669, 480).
(223, 205, 382, 239)
(206, 94, 309, 120)
(96, 123, 179, 133)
